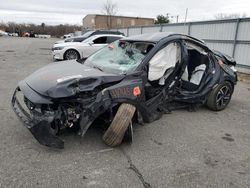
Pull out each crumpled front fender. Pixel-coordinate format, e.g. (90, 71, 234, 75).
(29, 121, 64, 149)
(11, 87, 64, 149)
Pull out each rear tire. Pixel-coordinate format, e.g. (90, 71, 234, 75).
(102, 103, 136, 147)
(207, 81, 233, 111)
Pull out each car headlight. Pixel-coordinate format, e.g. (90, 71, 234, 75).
(52, 47, 64, 51)
(230, 66, 237, 72)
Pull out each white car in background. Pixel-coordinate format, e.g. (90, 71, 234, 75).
(54, 35, 87, 44)
(52, 34, 123, 60)
(0, 30, 9, 36)
(63, 33, 74, 38)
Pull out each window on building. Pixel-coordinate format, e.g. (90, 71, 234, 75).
(131, 19, 135, 26)
(117, 18, 122, 25)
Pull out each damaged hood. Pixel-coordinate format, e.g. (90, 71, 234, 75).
(24, 60, 124, 98)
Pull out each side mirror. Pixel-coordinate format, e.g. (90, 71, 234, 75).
(89, 42, 94, 46)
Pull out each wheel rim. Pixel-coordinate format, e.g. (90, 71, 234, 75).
(216, 85, 231, 108)
(65, 50, 78, 60)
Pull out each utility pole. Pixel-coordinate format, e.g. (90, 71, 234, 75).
(170, 15, 179, 23)
(166, 13, 169, 21)
(184, 8, 188, 25)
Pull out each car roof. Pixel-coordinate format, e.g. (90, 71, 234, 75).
(82, 30, 124, 37)
(124, 32, 204, 44)
(68, 34, 123, 40)
(71, 35, 85, 39)
(95, 30, 121, 33)
(81, 34, 124, 43)
(88, 34, 124, 38)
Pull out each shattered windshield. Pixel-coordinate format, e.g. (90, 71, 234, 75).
(84, 40, 154, 74)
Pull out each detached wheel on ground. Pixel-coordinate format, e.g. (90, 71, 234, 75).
(64, 49, 80, 60)
(207, 81, 233, 111)
(103, 103, 136, 147)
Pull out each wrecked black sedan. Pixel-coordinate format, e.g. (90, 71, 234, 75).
(11, 32, 237, 149)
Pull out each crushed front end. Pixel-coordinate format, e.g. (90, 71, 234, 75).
(11, 80, 114, 149)
(12, 87, 65, 148)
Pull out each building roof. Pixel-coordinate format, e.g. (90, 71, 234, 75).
(84, 14, 154, 20)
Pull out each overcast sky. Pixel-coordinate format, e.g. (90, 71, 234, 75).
(0, 0, 249, 25)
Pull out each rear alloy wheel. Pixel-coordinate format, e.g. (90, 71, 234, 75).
(207, 81, 233, 111)
(103, 103, 136, 147)
(64, 49, 80, 60)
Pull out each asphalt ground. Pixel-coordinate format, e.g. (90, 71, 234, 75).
(0, 37, 250, 188)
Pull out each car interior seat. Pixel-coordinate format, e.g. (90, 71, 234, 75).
(181, 49, 209, 91)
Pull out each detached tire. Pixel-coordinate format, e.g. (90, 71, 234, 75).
(103, 103, 136, 147)
(207, 81, 233, 111)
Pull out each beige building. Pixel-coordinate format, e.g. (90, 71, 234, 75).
(82, 14, 155, 30)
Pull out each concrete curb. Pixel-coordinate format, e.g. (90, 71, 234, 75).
(238, 72, 250, 83)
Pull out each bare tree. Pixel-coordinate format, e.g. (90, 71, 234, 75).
(0, 22, 81, 37)
(215, 13, 247, 20)
(41, 22, 45, 32)
(102, 0, 118, 29)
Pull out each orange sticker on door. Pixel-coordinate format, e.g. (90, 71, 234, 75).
(133, 86, 141, 96)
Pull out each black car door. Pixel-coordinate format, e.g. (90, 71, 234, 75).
(136, 40, 188, 122)
(145, 40, 188, 99)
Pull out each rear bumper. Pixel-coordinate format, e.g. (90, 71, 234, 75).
(11, 87, 64, 149)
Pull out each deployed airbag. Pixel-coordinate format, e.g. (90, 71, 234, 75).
(148, 43, 179, 81)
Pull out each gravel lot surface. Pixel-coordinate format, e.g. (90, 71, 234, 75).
(0, 37, 250, 188)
